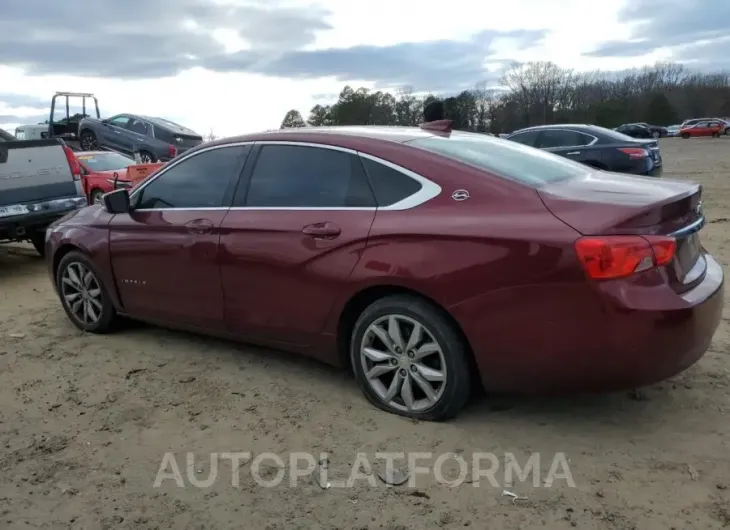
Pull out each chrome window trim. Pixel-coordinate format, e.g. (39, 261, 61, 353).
(133, 140, 441, 212)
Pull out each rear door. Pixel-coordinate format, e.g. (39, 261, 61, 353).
(109, 143, 251, 329)
(535, 129, 601, 166)
(219, 142, 376, 347)
(123, 118, 153, 151)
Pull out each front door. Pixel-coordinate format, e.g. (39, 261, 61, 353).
(109, 143, 251, 329)
(219, 143, 376, 347)
(102, 115, 132, 151)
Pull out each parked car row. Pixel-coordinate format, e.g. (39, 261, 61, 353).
(615, 122, 667, 139)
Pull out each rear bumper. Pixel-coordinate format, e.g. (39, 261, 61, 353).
(453, 253, 724, 394)
(0, 196, 87, 239)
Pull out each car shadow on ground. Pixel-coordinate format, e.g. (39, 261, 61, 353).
(0, 244, 698, 437)
(121, 318, 693, 434)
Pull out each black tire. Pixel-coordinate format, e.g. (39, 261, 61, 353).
(652, 131, 660, 138)
(55, 251, 117, 333)
(139, 150, 156, 163)
(28, 230, 46, 257)
(89, 189, 104, 205)
(712, 132, 720, 138)
(79, 129, 98, 150)
(349, 295, 471, 421)
(681, 133, 690, 139)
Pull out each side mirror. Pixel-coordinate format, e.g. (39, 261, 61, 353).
(102, 189, 130, 214)
(101, 118, 110, 125)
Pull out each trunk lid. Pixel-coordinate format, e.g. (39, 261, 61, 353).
(539, 171, 704, 288)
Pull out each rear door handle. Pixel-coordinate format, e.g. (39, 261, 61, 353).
(566, 151, 580, 155)
(185, 218, 214, 235)
(302, 222, 341, 238)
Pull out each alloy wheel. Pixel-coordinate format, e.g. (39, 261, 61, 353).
(359, 314, 446, 413)
(140, 152, 152, 163)
(61, 261, 103, 326)
(81, 133, 98, 150)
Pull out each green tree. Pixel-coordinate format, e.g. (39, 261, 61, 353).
(645, 93, 678, 125)
(280, 109, 306, 129)
(306, 104, 332, 126)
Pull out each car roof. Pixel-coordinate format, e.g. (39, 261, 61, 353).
(210, 125, 443, 146)
(509, 124, 611, 135)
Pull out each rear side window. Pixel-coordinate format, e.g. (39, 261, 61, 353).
(136, 145, 249, 209)
(408, 132, 589, 187)
(242, 145, 375, 208)
(536, 130, 592, 148)
(360, 157, 422, 207)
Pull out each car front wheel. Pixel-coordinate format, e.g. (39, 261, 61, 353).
(350, 295, 471, 421)
(56, 251, 117, 333)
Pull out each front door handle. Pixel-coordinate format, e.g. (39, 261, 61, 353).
(185, 218, 214, 235)
(302, 222, 341, 239)
(566, 151, 580, 155)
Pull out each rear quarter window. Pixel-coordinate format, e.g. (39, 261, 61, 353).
(360, 157, 422, 206)
(407, 132, 589, 187)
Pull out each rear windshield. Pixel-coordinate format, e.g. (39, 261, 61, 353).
(407, 132, 589, 187)
(77, 152, 134, 171)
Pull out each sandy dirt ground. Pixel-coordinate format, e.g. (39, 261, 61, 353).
(1, 137, 730, 530)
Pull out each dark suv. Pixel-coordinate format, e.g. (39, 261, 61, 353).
(78, 114, 203, 162)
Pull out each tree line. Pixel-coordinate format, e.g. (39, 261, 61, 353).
(279, 61, 730, 134)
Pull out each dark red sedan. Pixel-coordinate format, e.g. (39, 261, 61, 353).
(44, 124, 724, 421)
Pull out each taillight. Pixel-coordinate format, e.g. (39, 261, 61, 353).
(168, 145, 177, 158)
(617, 147, 649, 160)
(62, 145, 82, 181)
(574, 235, 676, 280)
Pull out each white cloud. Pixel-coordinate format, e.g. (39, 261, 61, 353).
(0, 0, 707, 137)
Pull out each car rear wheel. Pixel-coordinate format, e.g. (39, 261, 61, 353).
(681, 133, 690, 139)
(79, 130, 98, 150)
(139, 150, 156, 163)
(350, 295, 471, 421)
(56, 251, 117, 333)
(652, 131, 660, 138)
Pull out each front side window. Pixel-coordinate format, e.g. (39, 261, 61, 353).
(507, 130, 540, 147)
(408, 131, 590, 187)
(109, 116, 130, 127)
(242, 145, 375, 208)
(135, 145, 250, 209)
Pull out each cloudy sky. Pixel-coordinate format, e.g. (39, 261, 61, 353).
(0, 0, 725, 137)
